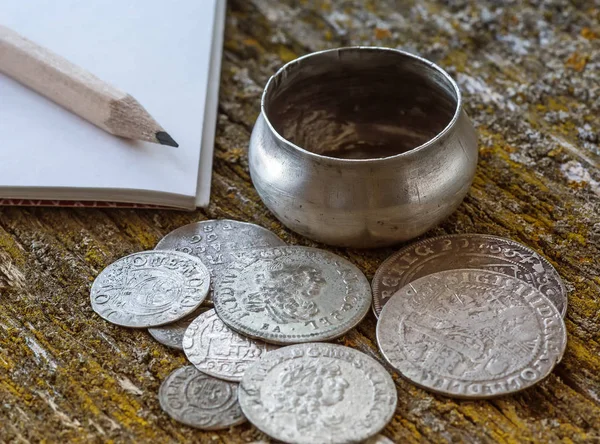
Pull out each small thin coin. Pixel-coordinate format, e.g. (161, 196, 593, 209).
(213, 246, 372, 344)
(183, 309, 278, 382)
(239, 343, 397, 444)
(372, 234, 567, 317)
(90, 250, 210, 328)
(377, 269, 567, 399)
(155, 219, 286, 304)
(148, 306, 210, 350)
(159, 365, 246, 430)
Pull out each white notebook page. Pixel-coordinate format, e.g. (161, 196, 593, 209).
(0, 0, 218, 208)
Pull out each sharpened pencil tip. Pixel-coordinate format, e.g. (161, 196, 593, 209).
(156, 131, 179, 147)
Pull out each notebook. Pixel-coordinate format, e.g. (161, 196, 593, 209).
(0, 0, 226, 209)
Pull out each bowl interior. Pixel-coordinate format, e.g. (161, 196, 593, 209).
(264, 48, 459, 160)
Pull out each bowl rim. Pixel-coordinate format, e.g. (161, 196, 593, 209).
(260, 46, 463, 164)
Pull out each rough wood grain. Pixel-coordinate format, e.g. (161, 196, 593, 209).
(1, 0, 600, 442)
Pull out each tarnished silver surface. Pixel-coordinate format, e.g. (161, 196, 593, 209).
(148, 306, 209, 350)
(377, 269, 567, 399)
(239, 343, 397, 444)
(90, 251, 210, 328)
(372, 234, 567, 317)
(183, 309, 278, 382)
(158, 365, 246, 430)
(213, 246, 372, 344)
(155, 219, 286, 303)
(249, 47, 478, 248)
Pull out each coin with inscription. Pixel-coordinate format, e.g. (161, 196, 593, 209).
(183, 309, 278, 382)
(239, 343, 397, 444)
(213, 247, 372, 344)
(90, 251, 210, 328)
(372, 234, 567, 318)
(377, 269, 567, 399)
(159, 365, 246, 430)
(155, 219, 286, 304)
(148, 306, 210, 350)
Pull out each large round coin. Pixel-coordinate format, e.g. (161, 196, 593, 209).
(239, 343, 397, 444)
(148, 306, 209, 350)
(377, 269, 567, 399)
(183, 309, 278, 382)
(372, 234, 567, 317)
(159, 365, 246, 430)
(91, 251, 210, 328)
(155, 219, 286, 304)
(213, 247, 372, 344)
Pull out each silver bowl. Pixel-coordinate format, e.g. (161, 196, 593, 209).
(249, 47, 478, 248)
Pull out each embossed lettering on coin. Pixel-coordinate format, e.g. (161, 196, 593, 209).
(239, 343, 397, 444)
(155, 220, 285, 303)
(90, 251, 210, 328)
(372, 234, 567, 317)
(159, 365, 246, 430)
(377, 269, 567, 398)
(213, 247, 372, 344)
(148, 306, 209, 350)
(183, 309, 278, 382)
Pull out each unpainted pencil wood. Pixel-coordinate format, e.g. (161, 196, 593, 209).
(0, 24, 178, 147)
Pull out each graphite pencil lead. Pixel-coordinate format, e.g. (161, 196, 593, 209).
(156, 131, 179, 148)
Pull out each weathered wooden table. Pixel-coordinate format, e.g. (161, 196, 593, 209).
(1, 1, 599, 442)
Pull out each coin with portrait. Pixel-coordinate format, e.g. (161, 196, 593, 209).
(239, 343, 397, 444)
(377, 269, 567, 398)
(213, 246, 372, 344)
(155, 219, 285, 304)
(159, 365, 246, 430)
(91, 251, 210, 328)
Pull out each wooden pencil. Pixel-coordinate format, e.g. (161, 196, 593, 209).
(0, 24, 178, 147)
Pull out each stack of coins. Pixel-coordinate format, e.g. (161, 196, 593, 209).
(90, 225, 569, 442)
(373, 234, 568, 399)
(90, 219, 396, 443)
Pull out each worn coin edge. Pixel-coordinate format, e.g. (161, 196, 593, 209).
(183, 309, 276, 382)
(239, 343, 398, 444)
(158, 365, 247, 430)
(371, 234, 567, 318)
(90, 250, 211, 328)
(155, 219, 286, 252)
(376, 269, 568, 399)
(213, 246, 372, 345)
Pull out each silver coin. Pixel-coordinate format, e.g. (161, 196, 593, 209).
(148, 306, 210, 350)
(239, 343, 397, 444)
(213, 246, 372, 344)
(377, 269, 567, 399)
(90, 250, 210, 328)
(155, 219, 286, 304)
(158, 365, 246, 430)
(372, 234, 567, 318)
(183, 309, 278, 382)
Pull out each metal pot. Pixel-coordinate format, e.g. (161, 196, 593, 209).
(249, 47, 478, 248)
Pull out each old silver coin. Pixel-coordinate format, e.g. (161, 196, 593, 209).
(148, 306, 209, 350)
(239, 343, 397, 444)
(372, 234, 567, 318)
(183, 309, 278, 382)
(159, 365, 246, 430)
(213, 246, 372, 344)
(377, 269, 567, 399)
(91, 251, 210, 328)
(155, 219, 286, 304)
